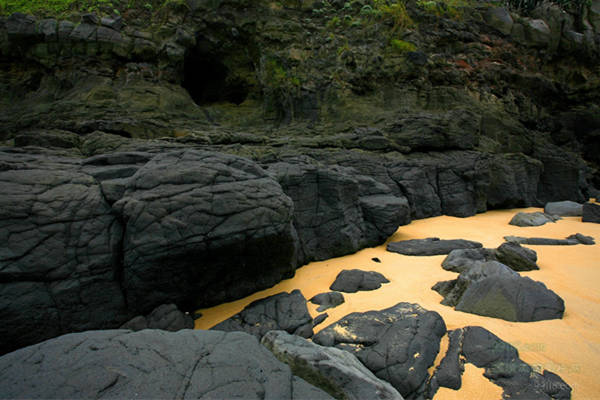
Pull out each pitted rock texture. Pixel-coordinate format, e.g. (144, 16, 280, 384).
(261, 330, 404, 400)
(113, 150, 299, 309)
(387, 237, 483, 256)
(329, 269, 390, 293)
(312, 302, 446, 399)
(0, 329, 333, 400)
(428, 326, 572, 400)
(211, 290, 314, 340)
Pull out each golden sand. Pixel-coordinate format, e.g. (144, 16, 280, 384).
(195, 208, 600, 399)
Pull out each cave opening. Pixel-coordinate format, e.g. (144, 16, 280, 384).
(182, 41, 249, 106)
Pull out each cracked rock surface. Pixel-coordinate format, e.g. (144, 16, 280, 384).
(0, 329, 333, 400)
(312, 302, 446, 399)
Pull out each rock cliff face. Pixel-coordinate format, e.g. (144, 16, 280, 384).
(0, 0, 599, 353)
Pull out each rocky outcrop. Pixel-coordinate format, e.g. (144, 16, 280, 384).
(267, 159, 410, 265)
(583, 202, 600, 223)
(120, 303, 194, 332)
(387, 237, 483, 256)
(433, 261, 565, 322)
(441, 241, 539, 272)
(429, 326, 572, 399)
(112, 150, 298, 309)
(313, 302, 446, 399)
(0, 329, 333, 400)
(505, 233, 595, 245)
(261, 330, 404, 400)
(329, 269, 390, 293)
(211, 290, 314, 340)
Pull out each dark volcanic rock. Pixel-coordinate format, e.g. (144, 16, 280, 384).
(211, 290, 313, 340)
(509, 211, 560, 227)
(583, 202, 600, 223)
(387, 237, 483, 256)
(313, 302, 446, 399)
(544, 200, 583, 216)
(495, 242, 539, 271)
(459, 327, 571, 400)
(120, 303, 194, 331)
(504, 233, 594, 245)
(441, 248, 496, 273)
(267, 159, 410, 265)
(309, 292, 345, 312)
(0, 151, 128, 355)
(261, 330, 403, 400)
(0, 329, 333, 400)
(434, 261, 565, 321)
(113, 150, 299, 310)
(427, 327, 572, 399)
(329, 269, 390, 293)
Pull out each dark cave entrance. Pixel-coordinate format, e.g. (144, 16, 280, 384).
(182, 41, 249, 106)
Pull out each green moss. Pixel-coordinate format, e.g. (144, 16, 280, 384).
(0, 0, 182, 18)
(390, 38, 416, 52)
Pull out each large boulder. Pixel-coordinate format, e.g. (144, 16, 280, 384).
(387, 237, 483, 256)
(583, 202, 600, 223)
(544, 200, 583, 216)
(434, 262, 565, 322)
(484, 7, 514, 35)
(211, 290, 314, 340)
(0, 329, 333, 400)
(495, 242, 539, 271)
(261, 330, 404, 400)
(509, 211, 560, 227)
(0, 150, 128, 355)
(113, 150, 299, 310)
(267, 159, 410, 265)
(313, 302, 446, 399)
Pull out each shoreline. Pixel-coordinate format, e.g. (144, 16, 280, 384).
(195, 207, 600, 399)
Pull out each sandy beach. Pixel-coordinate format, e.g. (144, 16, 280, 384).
(195, 208, 600, 399)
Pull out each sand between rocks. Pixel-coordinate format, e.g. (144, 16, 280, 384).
(195, 208, 600, 399)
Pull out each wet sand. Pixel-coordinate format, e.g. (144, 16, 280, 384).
(195, 208, 600, 399)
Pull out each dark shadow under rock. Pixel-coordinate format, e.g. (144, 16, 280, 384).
(509, 212, 560, 227)
(312, 302, 446, 399)
(433, 262, 565, 322)
(329, 269, 390, 293)
(0, 329, 333, 400)
(120, 303, 194, 332)
(211, 290, 313, 340)
(386, 237, 483, 256)
(261, 330, 403, 400)
(309, 292, 345, 312)
(428, 327, 572, 400)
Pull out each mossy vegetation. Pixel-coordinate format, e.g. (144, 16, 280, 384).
(0, 0, 185, 18)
